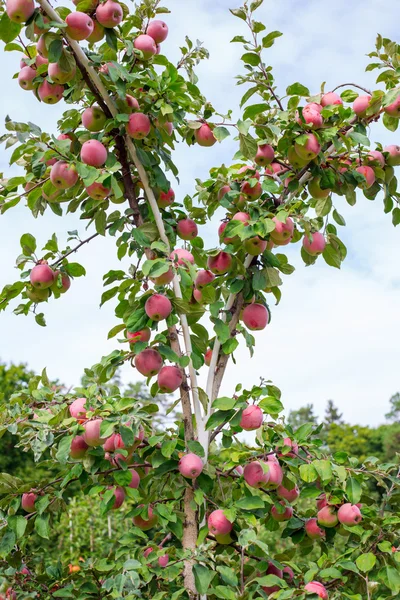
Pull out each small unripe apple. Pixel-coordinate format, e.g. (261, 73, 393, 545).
(240, 404, 263, 430)
(317, 505, 338, 528)
(38, 81, 64, 104)
(195, 123, 216, 147)
(83, 419, 106, 447)
(81, 140, 107, 167)
(133, 505, 158, 530)
(255, 144, 274, 166)
(178, 453, 203, 479)
(134, 34, 157, 60)
(305, 517, 326, 540)
(158, 554, 169, 567)
(207, 252, 232, 275)
(82, 105, 106, 132)
(146, 20, 168, 43)
(303, 231, 326, 256)
(6, 0, 34, 23)
(177, 218, 198, 240)
(207, 509, 232, 535)
(337, 503, 362, 526)
(50, 161, 78, 190)
(304, 581, 328, 599)
(30, 264, 55, 289)
(158, 365, 183, 393)
(243, 461, 270, 488)
(156, 188, 175, 208)
(271, 501, 293, 522)
(277, 484, 299, 503)
(95, 0, 123, 28)
(270, 216, 294, 244)
(134, 348, 163, 377)
(145, 294, 172, 321)
(243, 236, 267, 255)
(242, 303, 269, 331)
(127, 112, 151, 139)
(65, 12, 94, 40)
(21, 492, 37, 513)
(26, 286, 50, 303)
(195, 270, 215, 289)
(85, 181, 110, 200)
(321, 92, 343, 106)
(70, 435, 89, 459)
(287, 146, 309, 169)
(87, 20, 105, 43)
(18, 66, 36, 91)
(294, 133, 321, 161)
(204, 349, 213, 366)
(308, 176, 330, 199)
(127, 328, 151, 344)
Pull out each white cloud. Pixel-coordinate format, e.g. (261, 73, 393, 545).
(1, 0, 400, 426)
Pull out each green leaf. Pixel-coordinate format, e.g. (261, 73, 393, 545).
(299, 464, 318, 483)
(239, 134, 258, 160)
(378, 566, 400, 592)
(187, 440, 205, 458)
(193, 564, 214, 594)
(65, 263, 86, 277)
(35, 514, 50, 539)
(333, 209, 346, 226)
(241, 52, 260, 66)
(216, 566, 238, 587)
(8, 515, 27, 539)
(349, 132, 370, 147)
(213, 319, 230, 344)
(0, 13, 21, 43)
(286, 82, 310, 96)
(20, 233, 36, 255)
(235, 496, 264, 510)
(205, 410, 234, 431)
(35, 313, 46, 327)
(383, 113, 399, 132)
(213, 126, 230, 142)
(258, 396, 283, 416)
(212, 397, 237, 410)
(0, 528, 16, 558)
(262, 31, 283, 48)
(48, 39, 63, 63)
(315, 196, 332, 217)
(356, 553, 376, 573)
(212, 587, 237, 600)
(346, 477, 362, 504)
(312, 459, 332, 483)
(229, 8, 247, 20)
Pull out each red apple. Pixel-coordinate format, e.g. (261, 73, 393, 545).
(134, 348, 163, 376)
(157, 365, 183, 393)
(146, 20, 168, 43)
(195, 123, 216, 147)
(207, 509, 232, 535)
(81, 140, 107, 167)
(178, 453, 203, 479)
(65, 12, 94, 40)
(30, 264, 55, 289)
(145, 294, 172, 321)
(134, 34, 157, 60)
(242, 303, 269, 331)
(177, 218, 198, 240)
(95, 0, 123, 28)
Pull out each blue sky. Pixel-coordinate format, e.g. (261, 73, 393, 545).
(1, 0, 400, 425)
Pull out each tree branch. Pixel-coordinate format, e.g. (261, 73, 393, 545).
(332, 83, 372, 95)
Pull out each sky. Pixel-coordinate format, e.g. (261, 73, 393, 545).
(1, 0, 400, 426)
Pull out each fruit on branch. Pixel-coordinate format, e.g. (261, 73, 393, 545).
(21, 492, 37, 513)
(294, 133, 321, 160)
(38, 81, 64, 104)
(103, 433, 117, 452)
(304, 581, 328, 599)
(145, 294, 172, 321)
(150, 267, 175, 286)
(126, 94, 140, 111)
(270, 216, 294, 244)
(195, 270, 215, 289)
(287, 146, 309, 169)
(178, 453, 204, 479)
(195, 123, 217, 147)
(302, 231, 326, 256)
(80, 139, 107, 167)
(65, 12, 94, 40)
(82, 105, 107, 132)
(50, 161, 79, 189)
(26, 286, 50, 303)
(48, 62, 76, 84)
(367, 150, 385, 167)
(127, 112, 151, 139)
(242, 303, 269, 331)
(218, 185, 231, 201)
(204, 348, 213, 366)
(255, 144, 274, 166)
(278, 437, 299, 458)
(240, 178, 262, 200)
(51, 271, 71, 294)
(6, 0, 34, 23)
(384, 94, 400, 117)
(127, 328, 151, 344)
(207, 509, 233, 535)
(307, 102, 323, 113)
(83, 418, 107, 447)
(30, 263, 55, 289)
(133, 505, 158, 530)
(296, 106, 323, 128)
(305, 517, 326, 540)
(308, 176, 330, 198)
(207, 251, 232, 274)
(85, 181, 111, 200)
(271, 501, 293, 522)
(262, 562, 284, 595)
(232, 211, 250, 225)
(170, 248, 195, 266)
(36, 55, 48, 69)
(134, 34, 157, 60)
(157, 365, 183, 393)
(277, 483, 299, 503)
(264, 455, 284, 488)
(110, 486, 125, 509)
(143, 547, 154, 559)
(146, 20, 169, 44)
(384, 144, 400, 166)
(353, 94, 372, 117)
(265, 162, 287, 176)
(283, 566, 294, 583)
(337, 503, 362, 526)
(240, 404, 263, 431)
(69, 397, 89, 420)
(317, 505, 339, 528)
(87, 20, 104, 43)
(321, 91, 343, 106)
(158, 554, 169, 567)
(134, 348, 163, 377)
(37, 36, 49, 58)
(244, 461, 270, 488)
(176, 218, 198, 240)
(70, 435, 89, 459)
(156, 188, 175, 208)
(218, 222, 234, 244)
(18, 66, 36, 91)
(95, 0, 123, 28)
(355, 165, 375, 188)
(129, 469, 140, 489)
(155, 119, 173, 135)
(317, 494, 328, 510)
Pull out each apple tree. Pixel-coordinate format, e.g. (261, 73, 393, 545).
(0, 0, 400, 598)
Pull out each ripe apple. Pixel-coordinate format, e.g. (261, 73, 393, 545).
(218, 185, 231, 201)
(85, 181, 110, 200)
(264, 455, 284, 489)
(271, 501, 293, 522)
(296, 107, 323, 128)
(6, 0, 34, 23)
(170, 248, 195, 266)
(50, 161, 78, 190)
(30, 264, 55, 289)
(384, 144, 400, 166)
(18, 66, 36, 91)
(158, 554, 169, 567)
(355, 165, 375, 188)
(126, 94, 140, 111)
(21, 492, 37, 513)
(367, 150, 385, 167)
(38, 81, 64, 104)
(287, 146, 309, 169)
(150, 267, 174, 286)
(277, 483, 299, 503)
(48, 62, 76, 84)
(244, 461, 270, 488)
(302, 231, 326, 256)
(51, 270, 71, 294)
(36, 35, 48, 58)
(304, 581, 328, 599)
(176, 218, 198, 240)
(95, 0, 123, 28)
(384, 94, 400, 118)
(204, 349, 213, 366)
(321, 92, 343, 106)
(195, 123, 216, 147)
(134, 348, 163, 376)
(242, 303, 269, 330)
(82, 105, 107, 132)
(270, 216, 294, 244)
(127, 112, 151, 139)
(255, 143, 274, 166)
(243, 236, 267, 255)
(146, 20, 168, 43)
(178, 453, 203, 479)
(294, 133, 321, 160)
(195, 270, 215, 289)
(129, 469, 140, 489)
(337, 503, 362, 526)
(157, 365, 183, 393)
(145, 294, 172, 321)
(110, 486, 125, 509)
(65, 12, 94, 40)
(353, 94, 372, 117)
(69, 397, 89, 420)
(87, 20, 104, 43)
(262, 562, 284, 595)
(317, 505, 338, 528)
(240, 404, 263, 431)
(308, 176, 330, 198)
(317, 494, 328, 511)
(156, 188, 175, 208)
(133, 505, 158, 530)
(305, 517, 326, 540)
(127, 328, 151, 344)
(80, 139, 108, 167)
(83, 419, 107, 447)
(70, 435, 89, 459)
(207, 251, 232, 274)
(134, 34, 157, 60)
(207, 509, 232, 535)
